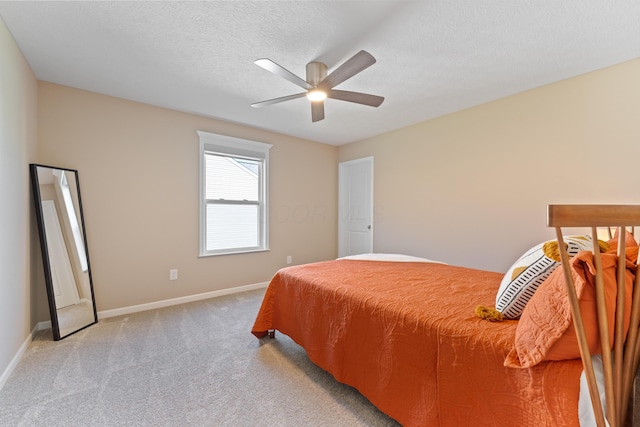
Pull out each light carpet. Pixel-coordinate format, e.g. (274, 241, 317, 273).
(0, 289, 399, 426)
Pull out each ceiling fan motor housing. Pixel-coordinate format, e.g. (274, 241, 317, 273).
(306, 62, 327, 86)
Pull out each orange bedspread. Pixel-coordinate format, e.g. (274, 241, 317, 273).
(251, 260, 583, 426)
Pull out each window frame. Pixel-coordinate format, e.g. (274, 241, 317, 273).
(198, 131, 272, 257)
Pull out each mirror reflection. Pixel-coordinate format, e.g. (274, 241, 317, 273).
(30, 164, 97, 340)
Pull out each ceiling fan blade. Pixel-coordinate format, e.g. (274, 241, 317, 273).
(311, 101, 325, 122)
(251, 93, 306, 108)
(318, 50, 376, 90)
(254, 59, 312, 90)
(327, 90, 384, 107)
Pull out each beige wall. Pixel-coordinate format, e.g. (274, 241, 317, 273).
(0, 18, 38, 383)
(339, 58, 640, 273)
(38, 82, 338, 312)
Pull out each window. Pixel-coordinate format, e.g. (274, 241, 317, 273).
(198, 131, 272, 256)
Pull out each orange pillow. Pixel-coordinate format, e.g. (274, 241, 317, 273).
(606, 229, 639, 257)
(504, 250, 635, 368)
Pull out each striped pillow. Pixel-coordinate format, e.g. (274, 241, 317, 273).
(495, 236, 593, 319)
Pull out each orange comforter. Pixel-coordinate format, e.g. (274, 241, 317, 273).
(251, 260, 583, 426)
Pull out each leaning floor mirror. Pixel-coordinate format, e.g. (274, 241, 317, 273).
(30, 164, 97, 340)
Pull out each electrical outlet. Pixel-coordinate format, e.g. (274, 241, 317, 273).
(286, 256, 292, 265)
(169, 269, 178, 280)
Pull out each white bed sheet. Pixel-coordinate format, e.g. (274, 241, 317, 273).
(579, 355, 610, 427)
(337, 253, 446, 264)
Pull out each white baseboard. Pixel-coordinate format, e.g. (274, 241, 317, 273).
(97, 281, 269, 320)
(36, 320, 51, 331)
(0, 324, 38, 392)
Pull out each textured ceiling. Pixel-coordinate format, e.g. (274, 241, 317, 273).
(1, 1, 639, 145)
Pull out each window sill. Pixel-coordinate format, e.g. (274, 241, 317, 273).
(198, 248, 270, 258)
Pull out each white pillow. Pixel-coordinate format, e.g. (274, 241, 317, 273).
(495, 235, 593, 319)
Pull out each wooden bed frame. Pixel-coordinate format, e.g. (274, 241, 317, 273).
(252, 204, 640, 426)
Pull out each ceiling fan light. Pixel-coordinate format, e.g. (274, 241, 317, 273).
(307, 89, 327, 102)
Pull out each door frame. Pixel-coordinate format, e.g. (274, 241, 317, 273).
(338, 156, 374, 257)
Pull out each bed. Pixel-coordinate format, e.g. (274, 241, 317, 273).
(251, 205, 640, 427)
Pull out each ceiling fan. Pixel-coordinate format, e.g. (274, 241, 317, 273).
(251, 50, 384, 122)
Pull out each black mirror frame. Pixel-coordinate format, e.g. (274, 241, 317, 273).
(30, 163, 98, 340)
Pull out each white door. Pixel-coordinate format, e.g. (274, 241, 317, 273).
(338, 157, 373, 257)
(42, 200, 80, 309)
